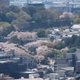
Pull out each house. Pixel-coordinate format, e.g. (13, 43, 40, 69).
(29, 73, 40, 78)
(56, 69, 65, 77)
(15, 77, 43, 80)
(71, 24, 80, 31)
(0, 73, 14, 80)
(54, 58, 69, 70)
(49, 31, 62, 40)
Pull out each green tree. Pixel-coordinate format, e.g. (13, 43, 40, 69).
(46, 42, 54, 48)
(11, 19, 29, 31)
(0, 12, 8, 22)
(22, 6, 37, 17)
(64, 35, 77, 47)
(18, 11, 31, 21)
(37, 9, 60, 22)
(36, 29, 47, 37)
(71, 35, 77, 44)
(73, 18, 80, 24)
(28, 46, 37, 55)
(75, 36, 80, 47)
(67, 47, 76, 53)
(10, 36, 23, 45)
(64, 37, 72, 46)
(10, 36, 19, 43)
(32, 12, 42, 22)
(22, 5, 45, 17)
(6, 11, 18, 23)
(55, 41, 65, 49)
(8, 5, 21, 13)
(0, 36, 5, 42)
(41, 57, 49, 65)
(0, 22, 14, 36)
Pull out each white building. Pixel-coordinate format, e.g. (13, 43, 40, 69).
(10, 0, 27, 7)
(71, 24, 80, 31)
(29, 74, 40, 78)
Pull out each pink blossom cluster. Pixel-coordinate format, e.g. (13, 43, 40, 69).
(59, 12, 74, 19)
(24, 40, 48, 47)
(7, 31, 37, 41)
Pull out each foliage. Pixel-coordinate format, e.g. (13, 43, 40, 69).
(36, 29, 47, 37)
(32, 12, 42, 22)
(18, 11, 31, 21)
(36, 9, 60, 22)
(67, 47, 76, 53)
(74, 36, 80, 47)
(55, 41, 65, 49)
(41, 42, 46, 46)
(6, 11, 18, 23)
(41, 57, 49, 65)
(73, 18, 80, 24)
(63, 35, 80, 48)
(64, 35, 77, 47)
(28, 46, 37, 54)
(0, 5, 73, 32)
(41, 42, 54, 48)
(22, 6, 37, 17)
(0, 12, 8, 22)
(59, 12, 74, 19)
(22, 5, 45, 17)
(0, 37, 5, 42)
(0, 22, 10, 27)
(36, 45, 56, 58)
(8, 5, 21, 13)
(9, 36, 23, 45)
(57, 50, 67, 58)
(11, 19, 29, 31)
(0, 22, 13, 36)
(46, 42, 54, 48)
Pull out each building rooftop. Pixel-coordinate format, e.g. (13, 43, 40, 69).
(15, 78, 43, 80)
(71, 24, 80, 29)
(61, 67, 74, 71)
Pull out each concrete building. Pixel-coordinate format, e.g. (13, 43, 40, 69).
(71, 24, 80, 31)
(15, 77, 43, 80)
(0, 51, 37, 79)
(10, 0, 27, 7)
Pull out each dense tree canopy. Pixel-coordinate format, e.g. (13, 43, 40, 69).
(6, 11, 18, 23)
(8, 5, 21, 13)
(22, 6, 37, 17)
(55, 41, 65, 49)
(36, 29, 47, 37)
(0, 12, 8, 22)
(67, 47, 76, 53)
(64, 35, 80, 48)
(11, 19, 29, 31)
(0, 22, 13, 36)
(18, 11, 31, 21)
(73, 18, 80, 24)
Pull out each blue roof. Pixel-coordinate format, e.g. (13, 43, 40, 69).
(66, 53, 75, 54)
